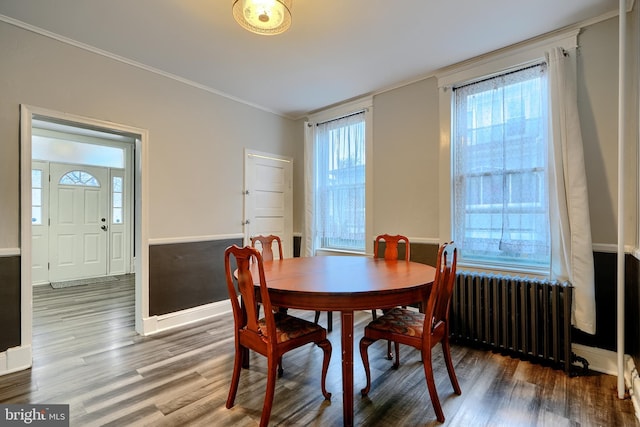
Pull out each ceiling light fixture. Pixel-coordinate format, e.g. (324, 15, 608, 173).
(232, 0, 292, 36)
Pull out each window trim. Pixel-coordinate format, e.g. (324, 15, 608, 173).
(308, 96, 374, 255)
(436, 29, 578, 273)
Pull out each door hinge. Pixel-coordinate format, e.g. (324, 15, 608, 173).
(243, 190, 249, 195)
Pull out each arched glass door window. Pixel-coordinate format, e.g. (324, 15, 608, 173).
(59, 171, 100, 187)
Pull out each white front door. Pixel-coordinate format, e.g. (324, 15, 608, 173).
(244, 150, 293, 258)
(49, 163, 109, 281)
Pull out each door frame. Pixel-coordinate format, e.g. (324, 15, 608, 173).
(19, 105, 149, 369)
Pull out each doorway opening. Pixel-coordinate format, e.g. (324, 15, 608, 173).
(19, 105, 149, 370)
(31, 120, 134, 285)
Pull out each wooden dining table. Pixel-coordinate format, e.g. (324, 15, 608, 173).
(248, 255, 436, 427)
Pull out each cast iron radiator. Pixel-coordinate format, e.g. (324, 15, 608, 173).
(450, 271, 586, 374)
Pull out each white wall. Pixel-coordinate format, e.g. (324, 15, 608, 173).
(371, 77, 440, 240)
(0, 20, 300, 247)
(364, 14, 638, 247)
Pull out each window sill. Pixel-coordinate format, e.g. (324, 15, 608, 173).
(315, 248, 367, 257)
(459, 260, 550, 279)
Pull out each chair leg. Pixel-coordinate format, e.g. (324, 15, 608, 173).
(277, 357, 284, 377)
(359, 336, 376, 396)
(442, 337, 461, 395)
(226, 343, 243, 409)
(315, 311, 333, 333)
(371, 309, 377, 320)
(422, 348, 445, 423)
(386, 340, 393, 360)
(317, 339, 332, 400)
(260, 356, 278, 427)
(393, 341, 400, 369)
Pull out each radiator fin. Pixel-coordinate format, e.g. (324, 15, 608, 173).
(450, 272, 573, 373)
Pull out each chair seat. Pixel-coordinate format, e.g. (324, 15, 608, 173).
(367, 307, 424, 337)
(259, 313, 325, 343)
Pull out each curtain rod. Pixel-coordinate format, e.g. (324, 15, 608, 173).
(308, 109, 367, 127)
(453, 61, 548, 91)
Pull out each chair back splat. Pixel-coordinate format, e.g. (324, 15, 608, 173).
(374, 234, 410, 261)
(250, 234, 283, 261)
(224, 245, 332, 427)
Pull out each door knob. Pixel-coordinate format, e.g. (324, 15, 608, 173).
(101, 225, 108, 231)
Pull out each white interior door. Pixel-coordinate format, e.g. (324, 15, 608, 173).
(244, 150, 293, 258)
(49, 163, 109, 281)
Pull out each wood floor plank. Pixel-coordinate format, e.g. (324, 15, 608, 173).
(0, 276, 638, 426)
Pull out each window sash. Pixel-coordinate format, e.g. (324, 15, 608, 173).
(315, 112, 366, 251)
(453, 64, 550, 267)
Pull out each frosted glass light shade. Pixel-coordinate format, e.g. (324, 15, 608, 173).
(232, 0, 292, 35)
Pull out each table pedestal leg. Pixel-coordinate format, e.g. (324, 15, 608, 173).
(341, 310, 354, 427)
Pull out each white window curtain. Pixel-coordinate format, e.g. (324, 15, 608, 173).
(303, 121, 316, 256)
(547, 47, 596, 334)
(303, 112, 366, 255)
(453, 65, 550, 266)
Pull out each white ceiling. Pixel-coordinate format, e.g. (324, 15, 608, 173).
(0, 0, 624, 118)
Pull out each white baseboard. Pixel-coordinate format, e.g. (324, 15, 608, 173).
(0, 344, 32, 376)
(572, 344, 640, 422)
(625, 355, 640, 422)
(141, 299, 232, 336)
(572, 343, 617, 375)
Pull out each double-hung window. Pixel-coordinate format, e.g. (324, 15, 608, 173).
(315, 111, 366, 252)
(452, 63, 550, 268)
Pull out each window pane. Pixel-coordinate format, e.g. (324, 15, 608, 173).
(113, 176, 123, 192)
(32, 169, 42, 187)
(32, 136, 125, 168)
(59, 171, 100, 187)
(32, 206, 42, 225)
(453, 64, 549, 266)
(32, 188, 42, 205)
(316, 111, 366, 251)
(113, 208, 123, 224)
(113, 192, 122, 208)
(112, 176, 123, 224)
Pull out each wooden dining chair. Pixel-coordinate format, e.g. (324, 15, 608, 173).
(250, 234, 284, 262)
(224, 245, 332, 427)
(251, 234, 286, 316)
(372, 234, 411, 317)
(359, 241, 461, 423)
(372, 234, 411, 359)
(374, 233, 410, 263)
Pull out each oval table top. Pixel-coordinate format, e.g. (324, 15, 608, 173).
(250, 255, 436, 311)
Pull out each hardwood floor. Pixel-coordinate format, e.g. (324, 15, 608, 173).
(1, 277, 638, 426)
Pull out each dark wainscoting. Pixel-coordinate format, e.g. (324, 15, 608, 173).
(374, 240, 439, 266)
(558, 252, 640, 358)
(146, 238, 640, 358)
(0, 255, 21, 352)
(627, 254, 640, 367)
(293, 235, 301, 257)
(149, 238, 242, 316)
